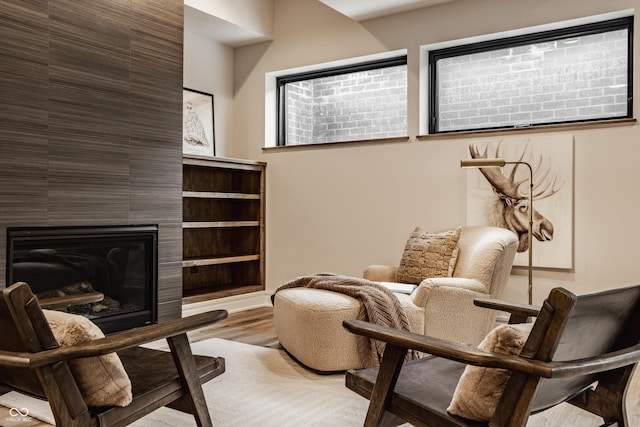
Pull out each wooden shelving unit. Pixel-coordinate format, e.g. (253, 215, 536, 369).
(182, 156, 266, 302)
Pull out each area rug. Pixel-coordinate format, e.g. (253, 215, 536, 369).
(2, 337, 639, 426)
(132, 338, 372, 426)
(0, 338, 372, 427)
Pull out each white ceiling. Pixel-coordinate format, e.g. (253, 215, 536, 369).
(317, 0, 457, 21)
(185, 0, 458, 46)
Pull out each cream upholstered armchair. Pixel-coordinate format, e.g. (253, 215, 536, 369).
(273, 225, 518, 372)
(363, 225, 519, 346)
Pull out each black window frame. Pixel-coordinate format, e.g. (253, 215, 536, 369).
(276, 55, 408, 146)
(428, 16, 634, 134)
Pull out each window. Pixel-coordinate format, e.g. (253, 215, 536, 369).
(276, 56, 407, 146)
(428, 16, 633, 134)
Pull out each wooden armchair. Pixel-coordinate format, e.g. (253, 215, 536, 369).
(343, 284, 640, 427)
(0, 281, 227, 426)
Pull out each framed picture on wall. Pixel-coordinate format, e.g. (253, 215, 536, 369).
(464, 136, 574, 269)
(183, 88, 215, 157)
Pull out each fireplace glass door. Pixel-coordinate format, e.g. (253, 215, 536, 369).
(6, 225, 158, 334)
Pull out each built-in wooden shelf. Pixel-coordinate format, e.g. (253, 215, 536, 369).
(182, 156, 266, 301)
(183, 254, 261, 268)
(182, 284, 264, 304)
(183, 221, 260, 228)
(183, 191, 261, 200)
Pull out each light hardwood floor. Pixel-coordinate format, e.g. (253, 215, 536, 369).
(188, 306, 280, 348)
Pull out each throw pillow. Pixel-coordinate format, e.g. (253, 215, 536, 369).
(43, 309, 133, 407)
(447, 322, 533, 421)
(396, 227, 462, 284)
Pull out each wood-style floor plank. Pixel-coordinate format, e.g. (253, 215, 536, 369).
(188, 306, 280, 349)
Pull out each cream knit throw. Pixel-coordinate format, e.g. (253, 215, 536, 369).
(274, 273, 416, 367)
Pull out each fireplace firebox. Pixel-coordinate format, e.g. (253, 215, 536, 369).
(6, 225, 158, 334)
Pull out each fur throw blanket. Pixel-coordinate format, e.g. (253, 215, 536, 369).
(274, 273, 417, 367)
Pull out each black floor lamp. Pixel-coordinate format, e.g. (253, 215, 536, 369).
(461, 157, 534, 305)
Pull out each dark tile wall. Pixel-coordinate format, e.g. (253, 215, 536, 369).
(0, 0, 184, 321)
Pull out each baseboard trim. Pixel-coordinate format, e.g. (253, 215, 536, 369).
(182, 291, 273, 317)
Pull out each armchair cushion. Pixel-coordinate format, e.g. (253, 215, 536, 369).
(447, 322, 533, 421)
(396, 227, 461, 284)
(43, 309, 133, 407)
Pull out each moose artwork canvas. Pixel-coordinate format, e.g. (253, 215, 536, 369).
(465, 136, 573, 269)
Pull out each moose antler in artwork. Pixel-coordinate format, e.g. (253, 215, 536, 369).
(468, 140, 563, 252)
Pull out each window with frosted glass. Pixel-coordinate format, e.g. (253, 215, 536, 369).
(428, 17, 633, 133)
(277, 56, 407, 146)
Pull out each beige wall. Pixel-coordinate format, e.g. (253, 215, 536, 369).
(184, 30, 235, 157)
(229, 0, 640, 304)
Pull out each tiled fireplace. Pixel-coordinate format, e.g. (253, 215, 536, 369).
(1, 1, 184, 326)
(6, 225, 158, 334)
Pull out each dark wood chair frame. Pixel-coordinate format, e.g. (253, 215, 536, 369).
(344, 285, 640, 427)
(0, 281, 227, 427)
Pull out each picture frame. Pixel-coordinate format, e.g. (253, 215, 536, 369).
(465, 136, 574, 269)
(183, 88, 215, 157)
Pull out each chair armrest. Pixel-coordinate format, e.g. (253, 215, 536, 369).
(474, 297, 541, 323)
(344, 318, 551, 377)
(1, 309, 228, 369)
(412, 278, 496, 344)
(412, 277, 486, 307)
(38, 292, 105, 310)
(343, 319, 640, 380)
(363, 265, 398, 282)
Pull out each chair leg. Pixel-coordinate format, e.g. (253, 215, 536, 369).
(167, 333, 212, 427)
(568, 368, 633, 427)
(363, 344, 407, 427)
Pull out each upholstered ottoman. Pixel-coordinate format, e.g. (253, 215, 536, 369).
(273, 287, 424, 372)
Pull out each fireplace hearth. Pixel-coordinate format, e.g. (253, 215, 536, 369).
(6, 225, 158, 334)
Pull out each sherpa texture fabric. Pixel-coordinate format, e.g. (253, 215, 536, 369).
(396, 227, 461, 284)
(447, 322, 533, 421)
(43, 309, 133, 407)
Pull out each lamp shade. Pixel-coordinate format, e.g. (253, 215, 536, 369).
(460, 158, 506, 168)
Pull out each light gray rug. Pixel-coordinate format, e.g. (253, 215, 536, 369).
(0, 338, 371, 427)
(2, 337, 639, 426)
(133, 338, 372, 426)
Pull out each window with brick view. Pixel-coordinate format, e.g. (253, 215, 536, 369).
(428, 16, 633, 133)
(277, 56, 407, 145)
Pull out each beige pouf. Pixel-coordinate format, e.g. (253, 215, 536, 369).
(273, 287, 424, 372)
